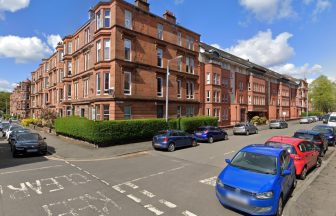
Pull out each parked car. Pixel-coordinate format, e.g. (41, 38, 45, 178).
(5, 124, 23, 140)
(269, 120, 288, 129)
(293, 130, 328, 157)
(0, 121, 9, 132)
(193, 126, 228, 143)
(8, 128, 31, 145)
(299, 117, 312, 124)
(327, 113, 336, 127)
(1, 123, 11, 137)
(311, 116, 319, 122)
(233, 123, 258, 135)
(216, 145, 296, 216)
(322, 114, 330, 124)
(265, 136, 321, 179)
(11, 133, 48, 157)
(308, 116, 316, 122)
(152, 130, 197, 152)
(312, 125, 336, 146)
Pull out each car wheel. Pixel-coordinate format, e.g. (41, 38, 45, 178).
(208, 136, 214, 144)
(167, 143, 175, 152)
(12, 149, 17, 158)
(276, 196, 283, 216)
(333, 141, 336, 147)
(233, 132, 237, 135)
(224, 135, 229, 140)
(192, 140, 197, 147)
(300, 167, 307, 180)
(255, 129, 258, 134)
(316, 157, 322, 167)
(320, 150, 325, 157)
(246, 131, 250, 136)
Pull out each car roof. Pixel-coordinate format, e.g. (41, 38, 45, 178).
(267, 136, 303, 146)
(241, 144, 283, 157)
(295, 130, 321, 135)
(313, 125, 334, 129)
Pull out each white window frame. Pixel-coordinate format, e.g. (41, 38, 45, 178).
(157, 24, 163, 40)
(104, 72, 110, 94)
(124, 106, 132, 120)
(84, 79, 89, 98)
(157, 77, 163, 97)
(124, 39, 132, 61)
(124, 71, 132, 95)
(177, 32, 181, 46)
(96, 10, 102, 30)
(125, 10, 132, 29)
(206, 90, 210, 102)
(103, 104, 110, 120)
(206, 73, 210, 84)
(157, 48, 163, 67)
(96, 73, 101, 95)
(177, 79, 181, 98)
(104, 39, 110, 61)
(74, 82, 78, 99)
(104, 9, 111, 28)
(96, 40, 101, 62)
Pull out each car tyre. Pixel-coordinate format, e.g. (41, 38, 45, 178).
(12, 149, 17, 158)
(316, 157, 322, 167)
(300, 167, 307, 180)
(255, 129, 258, 134)
(208, 136, 214, 144)
(192, 140, 197, 147)
(276, 196, 283, 216)
(224, 135, 229, 140)
(320, 150, 325, 157)
(167, 143, 175, 152)
(246, 131, 249, 136)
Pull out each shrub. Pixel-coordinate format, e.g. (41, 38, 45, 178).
(259, 117, 268, 125)
(250, 116, 260, 125)
(168, 118, 180, 130)
(301, 112, 323, 117)
(180, 116, 218, 132)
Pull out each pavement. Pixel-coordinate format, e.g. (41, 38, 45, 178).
(0, 120, 334, 216)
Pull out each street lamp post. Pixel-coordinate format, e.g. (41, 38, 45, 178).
(166, 55, 183, 129)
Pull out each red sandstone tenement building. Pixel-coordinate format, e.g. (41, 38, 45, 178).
(14, 0, 308, 126)
(10, 80, 31, 118)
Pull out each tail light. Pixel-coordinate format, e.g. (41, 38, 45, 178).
(163, 137, 169, 142)
(294, 155, 302, 160)
(315, 141, 322, 145)
(204, 130, 209, 134)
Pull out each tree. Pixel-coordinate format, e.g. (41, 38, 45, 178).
(309, 75, 336, 113)
(0, 92, 11, 114)
(40, 108, 57, 128)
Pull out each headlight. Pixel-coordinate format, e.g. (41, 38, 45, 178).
(329, 136, 334, 139)
(256, 191, 273, 199)
(216, 178, 224, 188)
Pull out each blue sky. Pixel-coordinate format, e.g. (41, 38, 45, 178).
(0, 0, 335, 92)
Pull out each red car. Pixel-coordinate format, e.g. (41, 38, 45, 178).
(265, 136, 321, 180)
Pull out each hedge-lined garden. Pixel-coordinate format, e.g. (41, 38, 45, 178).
(54, 116, 218, 147)
(300, 112, 324, 117)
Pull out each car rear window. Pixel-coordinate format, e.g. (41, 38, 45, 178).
(270, 120, 277, 123)
(329, 116, 336, 122)
(197, 127, 207, 131)
(312, 127, 332, 134)
(265, 142, 297, 154)
(17, 133, 41, 141)
(235, 124, 245, 127)
(293, 132, 314, 141)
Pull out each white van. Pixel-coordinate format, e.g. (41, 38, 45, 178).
(328, 112, 336, 127)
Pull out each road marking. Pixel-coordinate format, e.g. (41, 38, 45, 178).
(0, 165, 63, 175)
(182, 210, 198, 216)
(127, 194, 141, 203)
(144, 204, 164, 215)
(124, 182, 139, 189)
(141, 190, 156, 198)
(209, 150, 235, 160)
(199, 176, 217, 187)
(112, 185, 125, 194)
(159, 199, 177, 208)
(101, 180, 110, 186)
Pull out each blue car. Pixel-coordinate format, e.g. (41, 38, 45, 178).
(194, 126, 228, 143)
(216, 145, 296, 216)
(312, 125, 336, 146)
(152, 130, 197, 152)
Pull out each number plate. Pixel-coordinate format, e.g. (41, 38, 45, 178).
(196, 133, 202, 136)
(226, 193, 249, 205)
(27, 149, 38, 153)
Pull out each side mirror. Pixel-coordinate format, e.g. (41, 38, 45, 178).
(282, 169, 291, 176)
(225, 159, 231, 164)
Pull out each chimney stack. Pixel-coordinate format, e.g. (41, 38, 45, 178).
(135, 0, 150, 12)
(163, 10, 176, 24)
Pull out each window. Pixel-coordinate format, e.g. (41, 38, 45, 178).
(124, 39, 131, 61)
(67, 84, 71, 99)
(213, 73, 220, 85)
(186, 106, 194, 117)
(213, 91, 217, 102)
(157, 48, 163, 67)
(157, 24, 163, 40)
(213, 108, 219, 118)
(222, 78, 229, 88)
(186, 81, 194, 99)
(96, 10, 102, 29)
(59, 50, 64, 62)
(223, 108, 229, 120)
(81, 108, 85, 117)
(84, 52, 90, 70)
(68, 42, 72, 54)
(248, 95, 252, 105)
(206, 91, 210, 102)
(85, 28, 91, 44)
(125, 10, 132, 29)
(238, 81, 244, 91)
(177, 32, 181, 46)
(177, 80, 181, 98)
(177, 57, 182, 71)
(74, 82, 78, 99)
(84, 79, 89, 98)
(103, 104, 110, 120)
(104, 72, 110, 94)
(157, 77, 163, 97)
(206, 108, 211, 116)
(67, 62, 72, 76)
(75, 37, 79, 51)
(95, 105, 100, 120)
(66, 106, 72, 116)
(206, 73, 210, 84)
(75, 57, 79, 74)
(177, 105, 182, 118)
(124, 106, 132, 120)
(248, 82, 251, 91)
(96, 73, 101, 94)
(104, 39, 110, 61)
(186, 57, 189, 72)
(96, 40, 101, 62)
(124, 72, 131, 95)
(104, 9, 110, 28)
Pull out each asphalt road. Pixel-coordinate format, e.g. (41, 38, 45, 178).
(0, 121, 333, 216)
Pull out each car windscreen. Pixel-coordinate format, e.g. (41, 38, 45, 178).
(1, 123, 9, 127)
(17, 133, 40, 141)
(230, 151, 277, 175)
(270, 120, 278, 123)
(235, 124, 245, 127)
(156, 131, 170, 136)
(293, 133, 314, 141)
(329, 116, 336, 122)
(197, 127, 207, 131)
(265, 142, 297, 154)
(312, 127, 333, 134)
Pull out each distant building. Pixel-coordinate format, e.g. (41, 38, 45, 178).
(10, 80, 31, 118)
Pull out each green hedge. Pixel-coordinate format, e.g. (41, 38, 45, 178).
(54, 116, 217, 147)
(301, 112, 323, 117)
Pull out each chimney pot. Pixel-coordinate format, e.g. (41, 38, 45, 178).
(135, 0, 150, 12)
(163, 10, 176, 24)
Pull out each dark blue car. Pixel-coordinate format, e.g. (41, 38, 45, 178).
(194, 126, 228, 143)
(216, 145, 296, 216)
(293, 130, 328, 156)
(312, 125, 336, 146)
(152, 130, 197, 152)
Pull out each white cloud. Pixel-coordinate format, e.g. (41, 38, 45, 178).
(0, 0, 29, 12)
(174, 0, 184, 5)
(226, 29, 294, 67)
(313, 0, 332, 19)
(0, 35, 52, 63)
(47, 34, 62, 50)
(270, 63, 322, 78)
(211, 43, 222, 50)
(303, 0, 314, 5)
(0, 80, 17, 92)
(239, 0, 296, 22)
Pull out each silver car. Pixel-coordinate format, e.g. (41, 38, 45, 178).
(233, 123, 258, 135)
(300, 117, 312, 124)
(269, 119, 288, 129)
